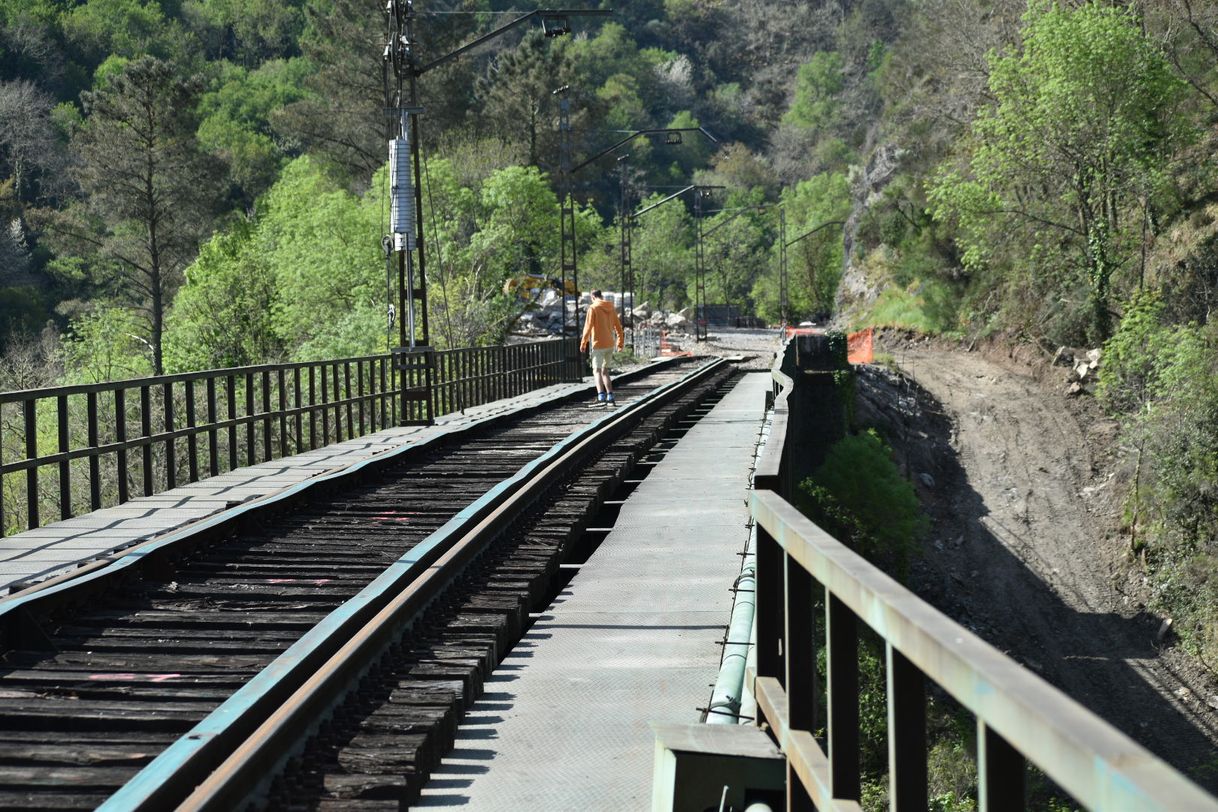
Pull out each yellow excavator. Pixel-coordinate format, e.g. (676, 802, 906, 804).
(502, 274, 577, 300)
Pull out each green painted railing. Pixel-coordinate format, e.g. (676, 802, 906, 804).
(750, 343, 1218, 811)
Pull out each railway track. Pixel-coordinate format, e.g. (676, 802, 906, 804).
(0, 358, 737, 811)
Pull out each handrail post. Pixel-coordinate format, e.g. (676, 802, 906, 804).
(377, 360, 387, 431)
(1, 413, 6, 536)
(57, 395, 70, 521)
(755, 522, 784, 685)
(355, 362, 365, 436)
(205, 379, 218, 479)
(887, 643, 928, 810)
(163, 382, 176, 489)
(245, 371, 256, 464)
(115, 388, 128, 502)
(24, 399, 37, 529)
(262, 369, 273, 461)
(978, 721, 1025, 811)
(278, 369, 288, 458)
(185, 381, 199, 483)
(226, 375, 238, 466)
(827, 593, 861, 801)
(141, 387, 153, 496)
(785, 552, 817, 812)
(293, 367, 303, 452)
(87, 392, 100, 510)
(307, 366, 317, 449)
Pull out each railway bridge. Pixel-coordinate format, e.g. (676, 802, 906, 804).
(0, 331, 1214, 811)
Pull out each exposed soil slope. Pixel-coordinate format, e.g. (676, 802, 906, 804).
(860, 339, 1218, 789)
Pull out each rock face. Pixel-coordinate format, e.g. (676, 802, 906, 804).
(836, 139, 905, 320)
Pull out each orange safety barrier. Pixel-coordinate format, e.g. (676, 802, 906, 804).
(847, 327, 874, 364)
(782, 325, 874, 364)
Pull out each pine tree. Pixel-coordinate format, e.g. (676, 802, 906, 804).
(53, 56, 221, 375)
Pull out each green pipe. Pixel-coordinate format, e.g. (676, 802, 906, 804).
(706, 415, 771, 725)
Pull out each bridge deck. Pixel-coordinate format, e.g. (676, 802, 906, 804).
(415, 371, 770, 809)
(0, 381, 589, 595)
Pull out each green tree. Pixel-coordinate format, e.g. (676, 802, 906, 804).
(632, 192, 692, 312)
(162, 156, 389, 365)
(49, 56, 222, 375)
(163, 220, 281, 371)
(197, 58, 310, 204)
(258, 156, 386, 360)
(1097, 289, 1172, 414)
(474, 29, 572, 167)
(60, 304, 154, 383)
(272, 0, 384, 185)
(753, 172, 849, 323)
(596, 73, 649, 131)
(797, 428, 928, 577)
(61, 0, 179, 65)
(702, 190, 770, 315)
(663, 109, 712, 181)
(182, 0, 305, 63)
(931, 1, 1187, 342)
(783, 50, 845, 132)
(464, 165, 560, 341)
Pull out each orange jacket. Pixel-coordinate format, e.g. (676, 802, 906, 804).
(580, 298, 624, 352)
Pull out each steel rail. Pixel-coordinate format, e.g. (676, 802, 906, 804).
(88, 357, 724, 810)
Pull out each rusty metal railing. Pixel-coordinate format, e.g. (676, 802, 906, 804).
(0, 337, 580, 536)
(432, 339, 572, 416)
(750, 346, 1218, 811)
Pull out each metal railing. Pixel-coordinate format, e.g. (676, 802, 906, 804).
(0, 338, 580, 537)
(432, 339, 571, 416)
(750, 351, 1218, 811)
(634, 325, 661, 359)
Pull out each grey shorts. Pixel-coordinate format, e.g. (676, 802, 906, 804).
(589, 347, 614, 371)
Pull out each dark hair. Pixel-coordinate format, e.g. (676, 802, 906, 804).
(591, 289, 603, 299)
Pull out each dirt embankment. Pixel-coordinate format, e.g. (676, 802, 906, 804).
(860, 337, 1218, 789)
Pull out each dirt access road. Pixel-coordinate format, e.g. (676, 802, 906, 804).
(859, 340, 1218, 788)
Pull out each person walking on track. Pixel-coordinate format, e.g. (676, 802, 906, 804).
(580, 290, 625, 407)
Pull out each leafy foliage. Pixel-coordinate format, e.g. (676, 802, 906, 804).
(783, 51, 845, 132)
(930, 1, 1187, 344)
(196, 58, 310, 205)
(1101, 304, 1218, 666)
(796, 428, 928, 576)
(47, 56, 223, 375)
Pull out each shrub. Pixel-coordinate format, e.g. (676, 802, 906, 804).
(1097, 290, 1171, 414)
(795, 428, 928, 576)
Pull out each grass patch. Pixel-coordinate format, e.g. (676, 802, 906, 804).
(856, 276, 960, 336)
